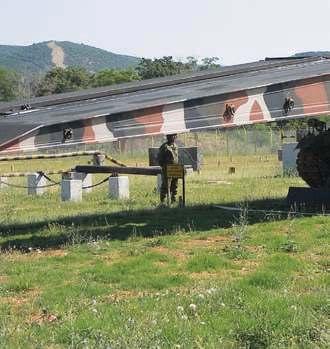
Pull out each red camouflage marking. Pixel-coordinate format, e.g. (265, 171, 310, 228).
(82, 119, 96, 142)
(133, 106, 163, 134)
(0, 138, 21, 152)
(250, 100, 264, 121)
(294, 81, 329, 115)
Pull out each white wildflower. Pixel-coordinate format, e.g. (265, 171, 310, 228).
(189, 303, 197, 313)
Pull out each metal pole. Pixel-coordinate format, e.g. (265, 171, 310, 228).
(182, 172, 186, 207)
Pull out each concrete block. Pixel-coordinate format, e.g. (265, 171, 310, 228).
(282, 142, 299, 175)
(61, 179, 82, 202)
(109, 176, 129, 200)
(81, 173, 93, 193)
(27, 173, 47, 195)
(0, 177, 8, 189)
(62, 172, 93, 193)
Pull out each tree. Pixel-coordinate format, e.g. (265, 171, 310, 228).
(136, 56, 222, 80)
(185, 56, 199, 72)
(136, 56, 188, 79)
(36, 66, 91, 96)
(91, 68, 139, 87)
(0, 67, 19, 101)
(199, 57, 220, 70)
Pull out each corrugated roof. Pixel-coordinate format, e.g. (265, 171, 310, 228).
(1, 57, 330, 148)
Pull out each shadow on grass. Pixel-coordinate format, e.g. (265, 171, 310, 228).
(0, 197, 318, 251)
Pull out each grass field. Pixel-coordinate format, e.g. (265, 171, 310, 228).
(0, 154, 329, 348)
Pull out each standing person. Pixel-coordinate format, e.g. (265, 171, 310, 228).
(157, 134, 179, 204)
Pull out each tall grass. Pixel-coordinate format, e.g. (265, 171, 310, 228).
(0, 153, 329, 348)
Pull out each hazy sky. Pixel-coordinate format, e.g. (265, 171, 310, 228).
(1, 0, 330, 65)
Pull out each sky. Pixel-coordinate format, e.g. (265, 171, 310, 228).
(1, 0, 330, 65)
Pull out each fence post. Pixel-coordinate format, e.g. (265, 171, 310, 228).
(27, 173, 47, 196)
(0, 177, 8, 190)
(109, 176, 129, 200)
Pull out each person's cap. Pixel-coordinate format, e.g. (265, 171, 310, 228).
(166, 133, 177, 137)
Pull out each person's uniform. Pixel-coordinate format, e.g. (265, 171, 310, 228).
(157, 141, 179, 203)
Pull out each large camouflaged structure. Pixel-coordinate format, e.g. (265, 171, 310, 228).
(1, 56, 330, 154)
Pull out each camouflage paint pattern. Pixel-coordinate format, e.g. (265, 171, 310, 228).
(2, 75, 330, 154)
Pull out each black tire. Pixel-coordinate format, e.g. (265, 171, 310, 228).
(297, 131, 330, 188)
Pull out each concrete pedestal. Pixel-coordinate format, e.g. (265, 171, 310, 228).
(79, 173, 93, 193)
(0, 177, 8, 189)
(61, 179, 82, 202)
(63, 172, 93, 193)
(27, 173, 47, 195)
(83, 173, 93, 192)
(109, 176, 129, 200)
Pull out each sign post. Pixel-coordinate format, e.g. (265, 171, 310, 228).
(166, 164, 185, 207)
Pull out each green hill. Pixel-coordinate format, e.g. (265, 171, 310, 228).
(0, 41, 140, 74)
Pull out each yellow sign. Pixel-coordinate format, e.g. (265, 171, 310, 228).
(166, 164, 184, 178)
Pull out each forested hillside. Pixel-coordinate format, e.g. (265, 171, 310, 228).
(0, 41, 140, 74)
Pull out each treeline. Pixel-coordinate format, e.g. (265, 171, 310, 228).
(0, 56, 220, 102)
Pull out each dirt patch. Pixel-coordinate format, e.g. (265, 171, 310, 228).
(2, 288, 40, 308)
(149, 236, 233, 260)
(30, 310, 58, 325)
(178, 235, 232, 250)
(234, 259, 260, 275)
(190, 270, 233, 280)
(0, 275, 8, 283)
(47, 41, 66, 68)
(151, 246, 186, 260)
(99, 251, 122, 263)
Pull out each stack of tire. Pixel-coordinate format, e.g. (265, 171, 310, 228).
(296, 129, 330, 188)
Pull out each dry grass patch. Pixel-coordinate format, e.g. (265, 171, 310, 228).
(190, 269, 234, 281)
(1, 288, 40, 308)
(234, 259, 260, 275)
(151, 246, 186, 260)
(179, 235, 232, 249)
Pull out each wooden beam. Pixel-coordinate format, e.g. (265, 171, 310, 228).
(75, 165, 162, 176)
